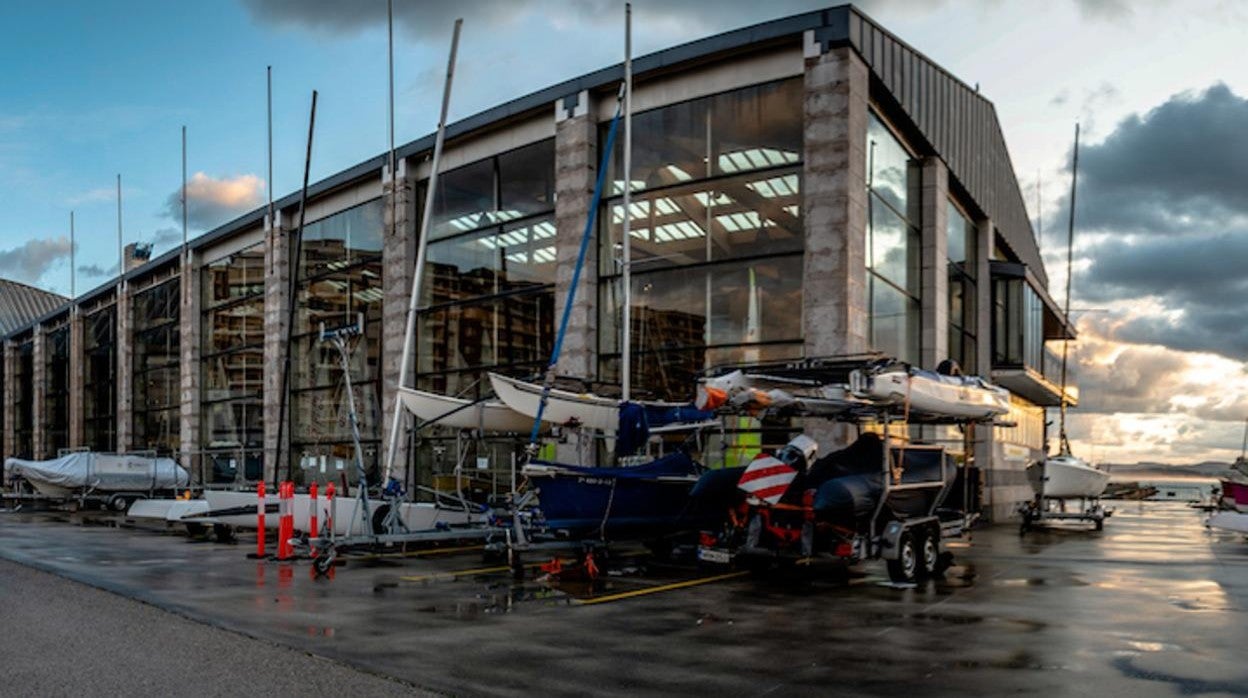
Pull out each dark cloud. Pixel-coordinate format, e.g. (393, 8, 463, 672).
(1072, 0, 1134, 21)
(77, 263, 118, 279)
(162, 172, 265, 231)
(149, 227, 183, 249)
(1074, 83, 1248, 234)
(0, 237, 71, 284)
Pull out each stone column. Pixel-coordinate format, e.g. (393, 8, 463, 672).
(2, 341, 14, 463)
(381, 159, 415, 483)
(919, 158, 949, 371)
(69, 308, 85, 449)
(31, 325, 46, 459)
(801, 38, 870, 447)
(973, 218, 1000, 519)
(552, 89, 599, 382)
(179, 252, 202, 481)
(115, 283, 134, 453)
(263, 211, 291, 485)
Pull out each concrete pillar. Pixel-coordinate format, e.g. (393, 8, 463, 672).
(552, 89, 599, 382)
(263, 211, 291, 485)
(115, 283, 133, 453)
(31, 325, 46, 459)
(2, 341, 13, 463)
(919, 158, 949, 371)
(381, 159, 415, 482)
(69, 309, 84, 449)
(801, 40, 870, 447)
(179, 253, 202, 479)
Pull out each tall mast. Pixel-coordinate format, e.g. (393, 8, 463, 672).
(267, 66, 273, 228)
(116, 173, 123, 282)
(1057, 123, 1079, 456)
(70, 211, 76, 299)
(387, 0, 397, 247)
(621, 3, 633, 402)
(182, 125, 188, 256)
(381, 19, 463, 485)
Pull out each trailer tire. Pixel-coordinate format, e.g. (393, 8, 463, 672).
(886, 532, 918, 584)
(917, 531, 940, 579)
(109, 495, 131, 513)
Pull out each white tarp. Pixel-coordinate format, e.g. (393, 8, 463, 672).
(5, 453, 189, 496)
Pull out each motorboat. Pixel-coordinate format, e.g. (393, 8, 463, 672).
(397, 385, 533, 432)
(1206, 510, 1248, 535)
(1027, 454, 1110, 499)
(1220, 420, 1248, 512)
(4, 453, 189, 498)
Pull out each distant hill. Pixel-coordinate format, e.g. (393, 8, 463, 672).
(1104, 461, 1232, 478)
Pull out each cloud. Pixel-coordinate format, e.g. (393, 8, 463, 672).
(1072, 0, 1134, 21)
(163, 172, 265, 231)
(78, 263, 118, 279)
(0, 237, 72, 285)
(1073, 83, 1248, 234)
(240, 0, 836, 40)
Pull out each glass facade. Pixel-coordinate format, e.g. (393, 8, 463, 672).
(866, 111, 920, 364)
(44, 323, 70, 455)
(201, 243, 265, 482)
(291, 200, 384, 484)
(131, 276, 181, 456)
(11, 337, 34, 459)
(598, 79, 805, 399)
(947, 200, 977, 371)
(417, 139, 557, 396)
(83, 303, 116, 452)
(992, 276, 1045, 370)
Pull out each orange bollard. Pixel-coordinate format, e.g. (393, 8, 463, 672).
(325, 483, 336, 538)
(308, 483, 320, 558)
(254, 482, 267, 558)
(277, 481, 292, 561)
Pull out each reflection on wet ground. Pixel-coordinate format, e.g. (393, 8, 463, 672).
(1, 501, 1245, 696)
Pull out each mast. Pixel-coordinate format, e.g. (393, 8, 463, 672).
(381, 19, 463, 485)
(387, 0, 397, 253)
(621, 3, 633, 402)
(267, 66, 273, 228)
(116, 174, 123, 281)
(70, 211, 76, 299)
(182, 125, 188, 257)
(1057, 123, 1079, 456)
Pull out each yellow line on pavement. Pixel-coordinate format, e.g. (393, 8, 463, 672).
(574, 571, 749, 606)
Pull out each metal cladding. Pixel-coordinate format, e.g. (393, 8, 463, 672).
(0, 280, 67, 337)
(838, 7, 1046, 286)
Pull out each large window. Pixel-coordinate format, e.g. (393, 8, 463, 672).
(83, 303, 117, 452)
(132, 275, 181, 456)
(291, 200, 384, 485)
(201, 243, 265, 483)
(866, 112, 920, 364)
(598, 78, 805, 399)
(947, 200, 977, 371)
(44, 323, 70, 455)
(992, 276, 1044, 370)
(11, 337, 34, 459)
(417, 139, 557, 396)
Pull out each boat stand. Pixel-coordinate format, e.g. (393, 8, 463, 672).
(1018, 495, 1111, 533)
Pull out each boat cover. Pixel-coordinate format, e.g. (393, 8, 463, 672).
(531, 451, 699, 480)
(616, 402, 715, 456)
(812, 446, 954, 520)
(5, 453, 189, 492)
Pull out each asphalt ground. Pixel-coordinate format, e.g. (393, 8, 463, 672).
(0, 500, 1245, 697)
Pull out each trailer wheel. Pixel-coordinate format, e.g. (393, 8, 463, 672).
(1094, 517, 1104, 532)
(313, 549, 336, 577)
(917, 532, 940, 579)
(886, 532, 918, 584)
(109, 495, 131, 513)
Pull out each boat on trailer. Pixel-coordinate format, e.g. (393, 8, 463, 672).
(1028, 454, 1110, 499)
(1220, 420, 1248, 513)
(196, 489, 482, 535)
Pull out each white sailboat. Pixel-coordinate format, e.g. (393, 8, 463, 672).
(196, 489, 479, 534)
(396, 385, 533, 432)
(1029, 122, 1108, 501)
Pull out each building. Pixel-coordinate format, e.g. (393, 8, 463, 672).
(0, 5, 1074, 521)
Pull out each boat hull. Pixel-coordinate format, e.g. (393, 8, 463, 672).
(851, 368, 1010, 419)
(1220, 479, 1248, 513)
(525, 454, 704, 537)
(397, 386, 533, 432)
(1028, 456, 1109, 499)
(489, 373, 620, 431)
(199, 490, 479, 534)
(1207, 511, 1248, 535)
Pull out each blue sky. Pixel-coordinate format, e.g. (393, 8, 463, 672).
(2, 0, 1247, 463)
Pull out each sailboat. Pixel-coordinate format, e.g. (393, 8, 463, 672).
(1027, 123, 1109, 501)
(397, 385, 533, 433)
(1218, 419, 1248, 512)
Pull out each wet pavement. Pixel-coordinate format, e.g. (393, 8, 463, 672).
(0, 501, 1245, 697)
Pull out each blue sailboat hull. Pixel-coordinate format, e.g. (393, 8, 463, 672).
(530, 452, 707, 537)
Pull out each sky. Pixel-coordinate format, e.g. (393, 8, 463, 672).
(1, 0, 1245, 464)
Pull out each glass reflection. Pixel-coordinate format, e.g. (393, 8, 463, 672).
(429, 139, 555, 240)
(132, 275, 181, 456)
(12, 338, 34, 459)
(83, 304, 116, 452)
(44, 324, 70, 454)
